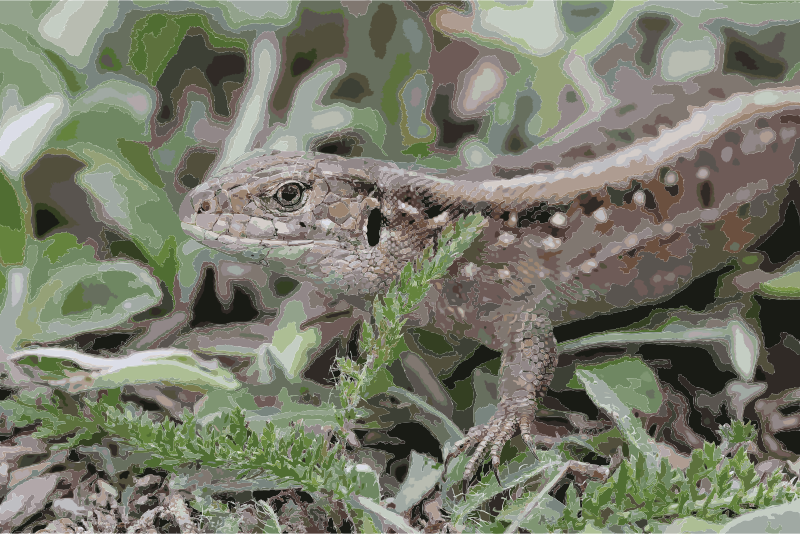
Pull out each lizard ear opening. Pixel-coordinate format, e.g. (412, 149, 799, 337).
(366, 208, 382, 246)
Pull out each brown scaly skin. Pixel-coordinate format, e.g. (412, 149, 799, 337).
(180, 87, 800, 485)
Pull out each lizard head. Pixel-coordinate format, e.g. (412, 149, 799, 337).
(179, 151, 460, 294)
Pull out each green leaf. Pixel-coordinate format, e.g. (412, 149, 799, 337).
(76, 146, 185, 261)
(98, 47, 122, 71)
(719, 420, 757, 447)
(349, 463, 381, 501)
(0, 170, 25, 266)
(576, 369, 660, 470)
(14, 260, 160, 345)
(393, 452, 443, 513)
(8, 347, 240, 394)
(42, 49, 86, 93)
(720, 499, 800, 533)
(568, 356, 662, 413)
(129, 13, 248, 86)
(759, 271, 800, 298)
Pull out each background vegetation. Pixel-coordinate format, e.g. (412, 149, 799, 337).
(2, 1, 800, 532)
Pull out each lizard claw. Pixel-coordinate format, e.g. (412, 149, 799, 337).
(459, 470, 491, 501)
(520, 414, 539, 461)
(442, 437, 474, 480)
(445, 396, 539, 489)
(491, 461, 503, 486)
(449, 427, 496, 499)
(456, 437, 505, 502)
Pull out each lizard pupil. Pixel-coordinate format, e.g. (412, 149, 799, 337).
(274, 182, 304, 209)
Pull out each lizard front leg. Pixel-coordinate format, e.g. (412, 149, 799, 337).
(445, 312, 558, 485)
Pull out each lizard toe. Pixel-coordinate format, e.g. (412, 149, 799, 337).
(462, 428, 496, 483)
(491, 459, 503, 486)
(442, 435, 475, 480)
(449, 396, 541, 488)
(519, 413, 538, 460)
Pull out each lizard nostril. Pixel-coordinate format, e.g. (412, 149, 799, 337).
(200, 200, 211, 212)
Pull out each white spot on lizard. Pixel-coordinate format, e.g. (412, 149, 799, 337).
(397, 200, 419, 215)
(580, 259, 598, 273)
(432, 212, 449, 225)
(461, 262, 479, 278)
(592, 207, 609, 223)
(507, 211, 518, 227)
(497, 232, 516, 245)
(721, 146, 733, 162)
(542, 236, 562, 250)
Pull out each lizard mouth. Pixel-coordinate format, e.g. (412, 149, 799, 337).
(180, 221, 346, 263)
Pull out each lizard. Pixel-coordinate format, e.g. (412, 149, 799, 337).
(179, 86, 800, 485)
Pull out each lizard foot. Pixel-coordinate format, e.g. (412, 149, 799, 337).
(444, 312, 558, 490)
(444, 396, 538, 486)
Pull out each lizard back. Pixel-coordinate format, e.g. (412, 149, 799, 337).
(179, 87, 800, 340)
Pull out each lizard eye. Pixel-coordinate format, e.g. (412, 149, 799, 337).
(273, 181, 307, 211)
